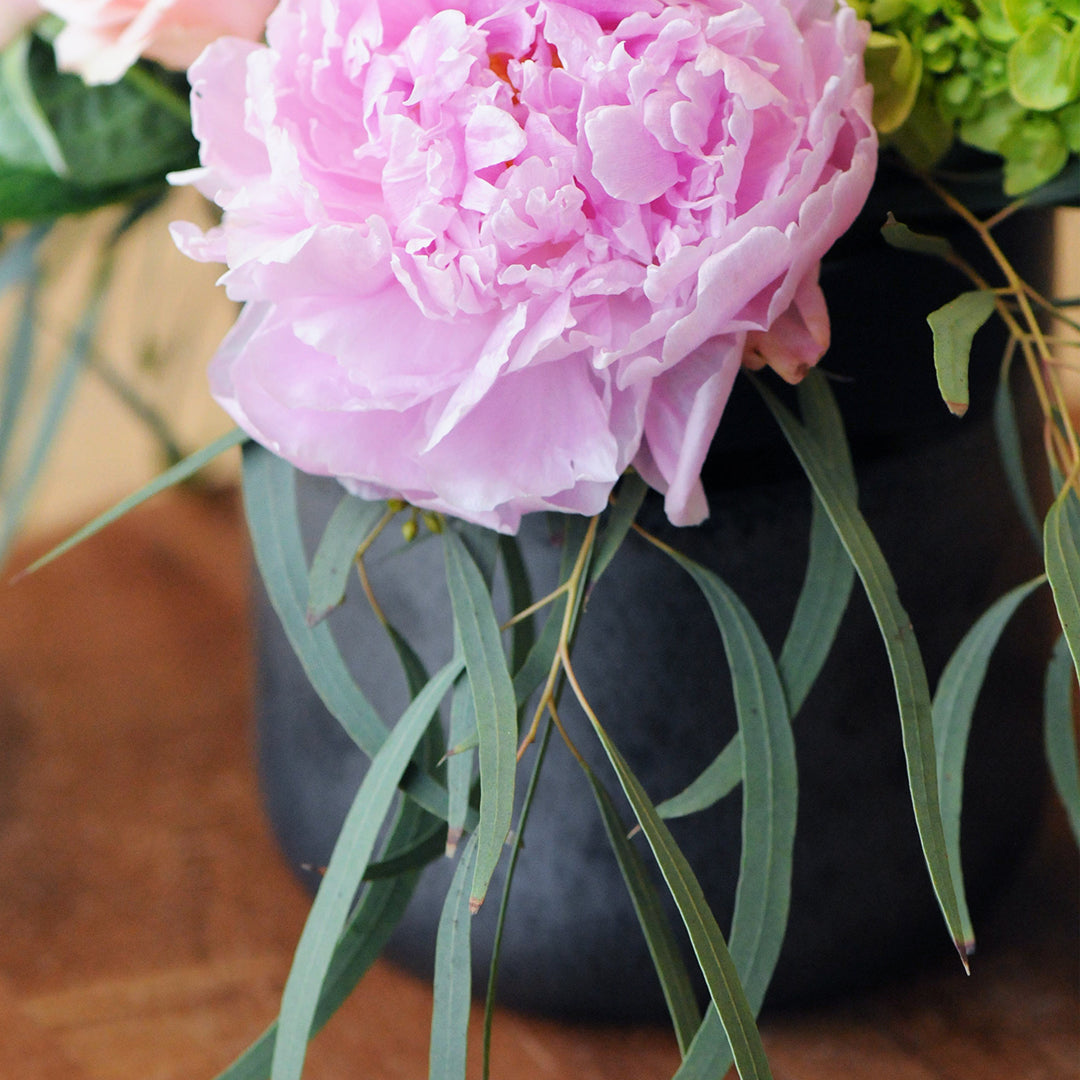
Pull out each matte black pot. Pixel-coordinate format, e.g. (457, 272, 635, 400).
(253, 198, 1054, 1021)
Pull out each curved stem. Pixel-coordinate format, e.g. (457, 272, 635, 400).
(516, 515, 599, 760)
(917, 171, 1080, 482)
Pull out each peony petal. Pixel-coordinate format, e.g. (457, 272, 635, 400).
(585, 105, 680, 204)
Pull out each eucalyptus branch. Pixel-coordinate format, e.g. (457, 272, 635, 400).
(84, 353, 186, 467)
(501, 579, 571, 630)
(353, 509, 402, 626)
(918, 171, 1080, 480)
(517, 515, 599, 760)
(1024, 285, 1080, 336)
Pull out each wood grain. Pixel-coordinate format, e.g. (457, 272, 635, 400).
(0, 489, 1075, 1080)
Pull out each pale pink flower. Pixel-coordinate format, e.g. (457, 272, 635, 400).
(0, 0, 43, 50)
(40, 0, 276, 84)
(172, 0, 876, 531)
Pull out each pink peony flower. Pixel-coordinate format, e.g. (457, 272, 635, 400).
(172, 0, 876, 532)
(41, 0, 276, 84)
(0, 0, 43, 50)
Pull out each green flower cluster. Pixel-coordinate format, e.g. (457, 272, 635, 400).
(854, 0, 1080, 194)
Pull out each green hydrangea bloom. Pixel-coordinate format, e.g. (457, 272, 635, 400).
(853, 0, 1080, 193)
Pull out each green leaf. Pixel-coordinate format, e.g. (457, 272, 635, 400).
(443, 529, 517, 912)
(481, 719, 555, 1080)
(655, 737, 743, 821)
(1007, 16, 1078, 111)
(865, 30, 923, 133)
(881, 212, 956, 263)
(656, 374, 854, 823)
(659, 555, 795, 1080)
(994, 371, 1043, 548)
(1044, 482, 1080, 686)
(755, 369, 971, 963)
(586, 718, 774, 1080)
(1000, 115, 1071, 195)
(363, 821, 447, 879)
(271, 657, 463, 1080)
(590, 470, 648, 587)
(212, 761, 440, 1080)
(16, 427, 246, 577)
(0, 228, 48, 488)
(456, 522, 500, 589)
(585, 765, 701, 1055)
(244, 454, 466, 826)
(926, 291, 998, 417)
(430, 833, 479, 1080)
(1044, 634, 1080, 846)
(247, 459, 456, 827)
(498, 534, 535, 675)
(639, 544, 803, 1080)
(1002, 0, 1048, 33)
(383, 620, 432, 701)
(891, 82, 956, 169)
(932, 574, 1046, 944)
(0, 33, 66, 175)
(779, 376, 857, 714)
(0, 38, 196, 221)
(243, 446, 390, 760)
(306, 494, 387, 625)
(0, 256, 109, 559)
(446, 678, 476, 857)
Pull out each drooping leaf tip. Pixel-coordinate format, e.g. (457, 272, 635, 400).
(445, 827, 462, 858)
(305, 603, 333, 627)
(956, 938, 975, 974)
(946, 401, 969, 418)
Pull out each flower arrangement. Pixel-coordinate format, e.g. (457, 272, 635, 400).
(1, 3, 1078, 1080)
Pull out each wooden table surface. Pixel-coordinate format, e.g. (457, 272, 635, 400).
(0, 488, 1075, 1080)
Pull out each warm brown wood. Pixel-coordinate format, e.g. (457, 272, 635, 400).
(0, 489, 1075, 1080)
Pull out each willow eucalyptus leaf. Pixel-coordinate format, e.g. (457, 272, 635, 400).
(0, 233, 46, 486)
(926, 290, 998, 418)
(994, 373, 1043, 549)
(271, 657, 463, 1080)
(498, 534, 535, 674)
(881, 213, 956, 262)
(306, 494, 387, 625)
(1044, 482, 1080, 685)
(446, 678, 477, 857)
(1044, 634, 1080, 846)
(932, 574, 1047, 944)
(756, 370, 971, 964)
(243, 446, 390, 759)
(587, 719, 774, 1080)
(244, 446, 462, 825)
(430, 834, 479, 1080)
(1, 254, 112, 561)
(590, 470, 648, 587)
(656, 374, 853, 823)
(443, 530, 517, 911)
(659, 554, 795, 1080)
(509, 515, 593, 707)
(212, 740, 442, 1080)
(585, 765, 701, 1055)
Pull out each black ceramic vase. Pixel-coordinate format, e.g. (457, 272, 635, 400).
(253, 193, 1053, 1021)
